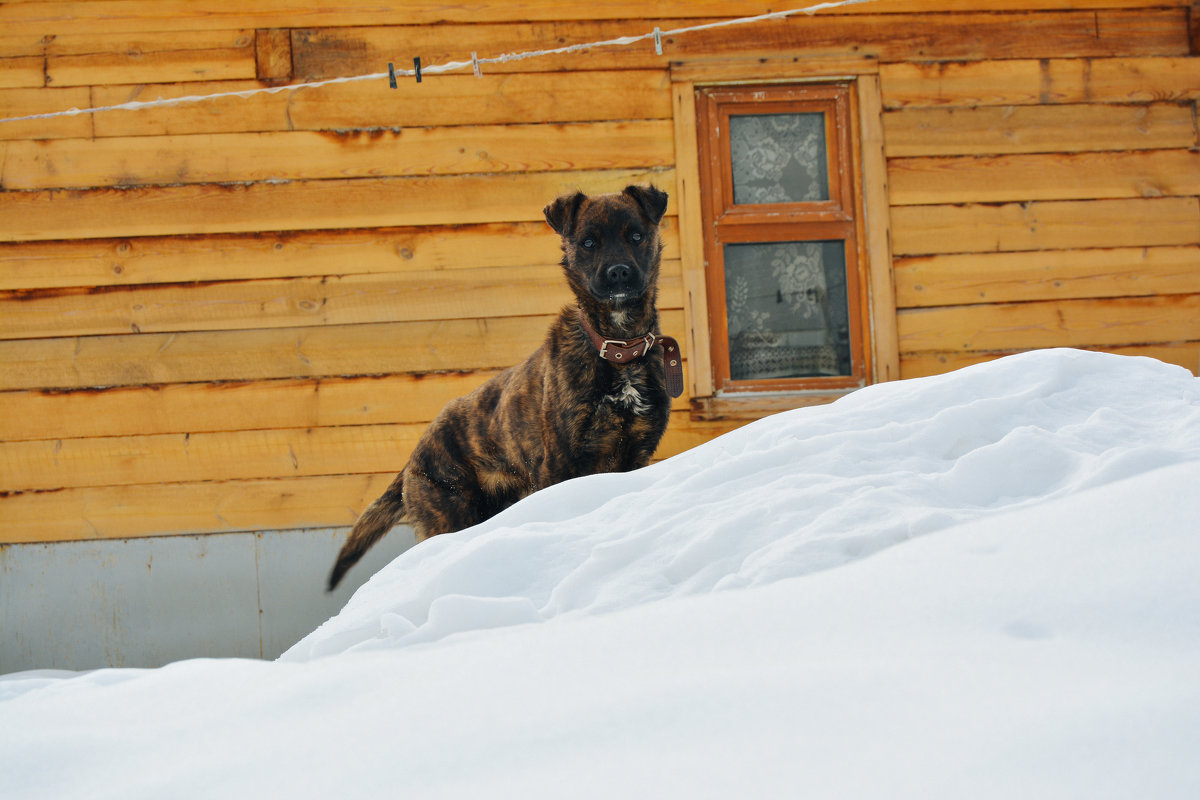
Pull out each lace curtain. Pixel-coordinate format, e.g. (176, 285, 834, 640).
(729, 113, 828, 205)
(722, 112, 848, 381)
(724, 241, 850, 380)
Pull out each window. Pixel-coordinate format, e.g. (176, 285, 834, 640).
(696, 83, 872, 397)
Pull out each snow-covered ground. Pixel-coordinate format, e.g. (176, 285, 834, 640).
(3, 348, 1199, 799)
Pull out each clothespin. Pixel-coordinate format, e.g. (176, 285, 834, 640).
(471, 51, 482, 78)
(388, 62, 397, 88)
(653, 27, 663, 56)
(413, 57, 422, 83)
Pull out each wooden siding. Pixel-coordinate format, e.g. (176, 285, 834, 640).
(883, 52, 1200, 378)
(1, 0, 1197, 545)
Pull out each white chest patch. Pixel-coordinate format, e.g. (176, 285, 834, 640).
(603, 369, 650, 415)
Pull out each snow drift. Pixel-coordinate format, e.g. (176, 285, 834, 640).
(3, 348, 1199, 799)
(284, 347, 1200, 660)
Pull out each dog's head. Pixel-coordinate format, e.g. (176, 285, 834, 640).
(544, 185, 668, 313)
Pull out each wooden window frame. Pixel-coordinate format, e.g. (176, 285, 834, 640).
(708, 87, 853, 227)
(671, 65, 898, 420)
(698, 83, 869, 395)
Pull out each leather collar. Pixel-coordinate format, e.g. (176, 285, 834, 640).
(577, 308, 684, 398)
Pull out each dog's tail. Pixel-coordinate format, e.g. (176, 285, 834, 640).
(327, 470, 406, 592)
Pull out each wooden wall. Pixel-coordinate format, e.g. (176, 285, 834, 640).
(884, 56, 1200, 376)
(1, 1, 1197, 546)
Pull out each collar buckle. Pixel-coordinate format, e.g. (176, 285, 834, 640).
(640, 333, 657, 357)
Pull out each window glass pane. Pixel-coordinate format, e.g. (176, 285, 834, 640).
(723, 241, 850, 380)
(729, 113, 829, 205)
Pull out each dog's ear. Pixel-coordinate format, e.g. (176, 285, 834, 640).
(543, 191, 587, 236)
(623, 184, 669, 226)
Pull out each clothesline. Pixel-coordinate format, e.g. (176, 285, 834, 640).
(0, 0, 875, 125)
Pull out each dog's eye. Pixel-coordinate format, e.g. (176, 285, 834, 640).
(581, 238, 597, 250)
(630, 232, 643, 244)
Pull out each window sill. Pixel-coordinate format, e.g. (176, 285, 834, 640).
(690, 389, 858, 421)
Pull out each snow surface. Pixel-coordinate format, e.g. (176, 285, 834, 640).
(3, 349, 1199, 799)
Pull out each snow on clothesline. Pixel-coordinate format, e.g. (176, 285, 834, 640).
(0, 0, 875, 125)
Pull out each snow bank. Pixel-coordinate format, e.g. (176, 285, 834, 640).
(3, 349, 1199, 799)
(285, 348, 1200, 660)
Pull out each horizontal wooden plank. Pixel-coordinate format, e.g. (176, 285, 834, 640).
(894, 246, 1200, 307)
(291, 20, 669, 78)
(0, 371, 694, 443)
(657, 414, 746, 459)
(0, 35, 48, 91)
(89, 71, 673, 138)
(0, 318, 556, 391)
(0, 373, 493, 443)
(690, 390, 856, 421)
(2, 1, 1188, 37)
(291, 10, 1188, 80)
(0, 405, 726, 493)
(0, 309, 688, 390)
(900, 342, 1200, 379)
(1095, 7, 1190, 50)
(897, 294, 1200, 352)
(0, 33, 44, 59)
(0, 222, 682, 291)
(0, 56, 42, 89)
(0, 167, 675, 241)
(1, 421, 426, 492)
(888, 149, 1200, 205)
(0, 86, 92, 140)
(287, 69, 675, 131)
(669, 55, 880, 84)
(0, 260, 684, 339)
(881, 56, 1200, 109)
(899, 349, 1011, 378)
(0, 39, 43, 88)
(1, 120, 675, 189)
(45, 29, 256, 87)
(883, 103, 1197, 157)
(890, 197, 1200, 256)
(683, 6, 1194, 63)
(0, 1, 687, 36)
(0, 473, 398, 543)
(1091, 342, 1199, 375)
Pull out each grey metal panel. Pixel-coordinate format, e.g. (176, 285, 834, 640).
(0, 534, 262, 673)
(0, 525, 419, 673)
(255, 526, 417, 659)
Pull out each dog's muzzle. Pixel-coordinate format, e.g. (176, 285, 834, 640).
(593, 264, 643, 303)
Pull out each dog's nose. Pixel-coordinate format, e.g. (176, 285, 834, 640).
(606, 264, 631, 284)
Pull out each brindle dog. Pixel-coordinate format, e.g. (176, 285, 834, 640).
(327, 184, 680, 590)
